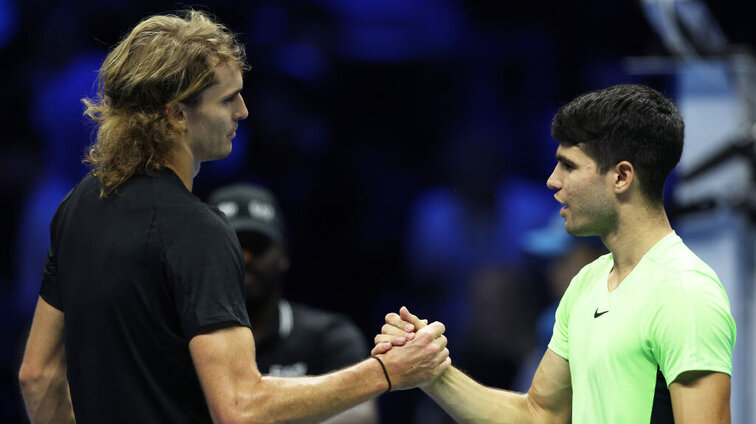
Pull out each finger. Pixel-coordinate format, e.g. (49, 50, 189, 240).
(374, 334, 407, 346)
(385, 312, 416, 332)
(371, 342, 392, 356)
(417, 321, 446, 340)
(431, 347, 450, 369)
(381, 323, 406, 337)
(381, 323, 415, 341)
(439, 355, 452, 372)
(399, 306, 428, 330)
(433, 335, 448, 351)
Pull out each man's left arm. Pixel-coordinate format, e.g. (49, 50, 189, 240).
(654, 271, 736, 424)
(670, 371, 731, 424)
(19, 297, 75, 424)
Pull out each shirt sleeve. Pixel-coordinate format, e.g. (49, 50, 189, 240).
(39, 245, 62, 310)
(547, 274, 579, 361)
(651, 271, 736, 385)
(39, 187, 77, 312)
(164, 209, 251, 341)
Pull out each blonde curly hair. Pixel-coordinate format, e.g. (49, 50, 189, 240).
(83, 10, 249, 196)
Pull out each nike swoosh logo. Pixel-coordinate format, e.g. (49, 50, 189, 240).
(594, 308, 609, 318)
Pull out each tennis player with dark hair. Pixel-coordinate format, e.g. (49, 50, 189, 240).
(18, 10, 449, 424)
(376, 84, 735, 423)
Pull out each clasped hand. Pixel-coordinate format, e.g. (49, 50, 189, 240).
(371, 306, 451, 390)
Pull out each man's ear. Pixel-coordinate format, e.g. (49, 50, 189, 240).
(613, 161, 635, 194)
(165, 101, 186, 130)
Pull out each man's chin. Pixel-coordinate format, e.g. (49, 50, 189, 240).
(196, 144, 233, 162)
(564, 223, 592, 237)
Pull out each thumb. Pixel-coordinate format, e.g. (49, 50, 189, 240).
(371, 342, 392, 356)
(400, 306, 428, 330)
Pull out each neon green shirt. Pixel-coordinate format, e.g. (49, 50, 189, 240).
(548, 231, 735, 423)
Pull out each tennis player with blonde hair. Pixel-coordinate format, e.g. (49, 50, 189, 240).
(19, 10, 449, 424)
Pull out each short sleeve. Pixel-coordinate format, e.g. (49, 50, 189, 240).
(165, 210, 251, 341)
(651, 272, 736, 385)
(39, 245, 62, 310)
(39, 187, 76, 312)
(548, 275, 579, 361)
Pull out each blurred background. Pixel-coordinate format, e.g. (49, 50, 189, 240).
(1, 0, 754, 422)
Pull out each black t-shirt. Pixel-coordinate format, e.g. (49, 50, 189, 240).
(255, 300, 367, 376)
(40, 171, 250, 424)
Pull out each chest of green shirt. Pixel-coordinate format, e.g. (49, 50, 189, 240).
(568, 273, 659, 387)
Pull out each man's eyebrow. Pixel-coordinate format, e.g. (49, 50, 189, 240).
(555, 153, 575, 166)
(223, 87, 243, 99)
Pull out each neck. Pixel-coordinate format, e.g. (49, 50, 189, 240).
(603, 202, 672, 290)
(166, 143, 200, 192)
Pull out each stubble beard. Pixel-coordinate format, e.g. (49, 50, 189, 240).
(564, 197, 617, 238)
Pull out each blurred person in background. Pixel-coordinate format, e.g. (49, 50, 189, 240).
(208, 183, 379, 424)
(18, 9, 449, 424)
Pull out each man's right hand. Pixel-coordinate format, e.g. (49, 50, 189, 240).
(372, 306, 428, 355)
(372, 307, 449, 390)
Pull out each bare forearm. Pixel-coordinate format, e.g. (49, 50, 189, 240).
(19, 369, 75, 424)
(20, 298, 74, 423)
(234, 358, 387, 423)
(422, 367, 539, 424)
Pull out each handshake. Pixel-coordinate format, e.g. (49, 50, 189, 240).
(369, 306, 452, 392)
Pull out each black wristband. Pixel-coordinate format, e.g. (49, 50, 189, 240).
(372, 356, 392, 393)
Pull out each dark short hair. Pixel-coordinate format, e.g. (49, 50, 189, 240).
(551, 84, 684, 204)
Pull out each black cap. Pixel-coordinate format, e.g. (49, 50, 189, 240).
(207, 184, 285, 242)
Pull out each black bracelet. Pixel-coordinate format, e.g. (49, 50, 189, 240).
(372, 356, 392, 393)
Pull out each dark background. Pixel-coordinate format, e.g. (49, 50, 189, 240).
(0, 1, 752, 422)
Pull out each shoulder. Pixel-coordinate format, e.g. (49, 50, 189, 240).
(642, 235, 735, 345)
(57, 173, 99, 207)
(643, 236, 736, 382)
(643, 233, 724, 296)
(48, 174, 97, 231)
(143, 174, 234, 243)
(647, 233, 717, 276)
